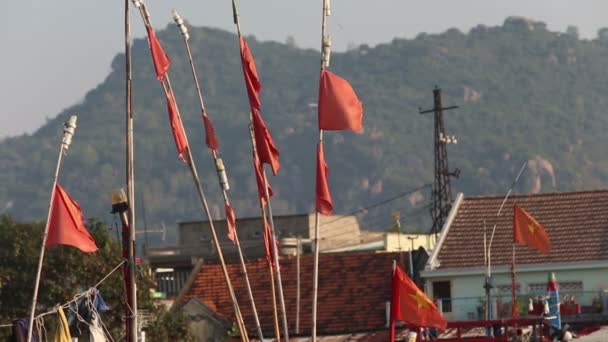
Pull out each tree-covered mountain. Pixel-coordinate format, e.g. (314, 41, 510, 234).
(3, 17, 608, 233)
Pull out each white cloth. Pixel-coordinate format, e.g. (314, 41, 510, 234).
(89, 312, 107, 342)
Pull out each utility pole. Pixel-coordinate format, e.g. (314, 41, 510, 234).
(419, 86, 459, 237)
(407, 236, 416, 279)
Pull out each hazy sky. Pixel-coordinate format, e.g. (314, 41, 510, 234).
(1, 0, 607, 138)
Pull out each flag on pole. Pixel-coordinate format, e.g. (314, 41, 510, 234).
(390, 265, 446, 342)
(164, 89, 189, 163)
(318, 70, 363, 131)
(239, 36, 262, 110)
(513, 204, 551, 254)
(254, 153, 273, 204)
(202, 114, 219, 150)
(316, 142, 333, 215)
(226, 204, 237, 243)
(145, 27, 170, 81)
(252, 109, 280, 175)
(45, 183, 98, 253)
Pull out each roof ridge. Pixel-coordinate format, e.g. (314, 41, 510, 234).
(464, 188, 608, 201)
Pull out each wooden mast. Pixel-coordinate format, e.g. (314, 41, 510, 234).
(172, 10, 265, 341)
(231, 1, 289, 340)
(130, 1, 249, 340)
(312, 1, 331, 340)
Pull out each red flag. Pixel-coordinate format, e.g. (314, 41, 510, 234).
(254, 153, 273, 204)
(252, 109, 280, 175)
(45, 183, 98, 253)
(513, 204, 551, 254)
(226, 204, 237, 243)
(239, 37, 262, 110)
(202, 114, 219, 150)
(316, 142, 333, 215)
(318, 70, 363, 131)
(165, 89, 189, 162)
(390, 265, 446, 338)
(145, 27, 170, 81)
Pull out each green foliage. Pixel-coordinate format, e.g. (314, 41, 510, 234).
(0, 215, 190, 340)
(2, 20, 608, 233)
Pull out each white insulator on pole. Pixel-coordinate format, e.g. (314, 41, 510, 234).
(216, 158, 230, 191)
(172, 9, 190, 40)
(61, 115, 77, 151)
(322, 35, 332, 68)
(324, 0, 331, 16)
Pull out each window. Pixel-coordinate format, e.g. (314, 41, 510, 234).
(433, 281, 452, 313)
(528, 281, 583, 294)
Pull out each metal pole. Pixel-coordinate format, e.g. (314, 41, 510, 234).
(296, 237, 301, 334)
(484, 161, 527, 325)
(511, 243, 517, 319)
(125, 1, 138, 340)
(173, 11, 264, 341)
(407, 236, 416, 279)
(27, 116, 77, 342)
(313, 1, 331, 340)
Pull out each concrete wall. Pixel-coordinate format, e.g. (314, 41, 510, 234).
(384, 233, 435, 252)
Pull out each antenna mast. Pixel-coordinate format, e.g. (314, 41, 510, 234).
(419, 86, 459, 236)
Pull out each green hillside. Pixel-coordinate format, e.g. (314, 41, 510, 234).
(3, 18, 608, 233)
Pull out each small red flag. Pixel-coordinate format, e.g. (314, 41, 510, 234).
(145, 27, 170, 81)
(45, 183, 98, 253)
(164, 89, 189, 163)
(318, 70, 363, 131)
(316, 142, 333, 215)
(390, 265, 446, 340)
(226, 204, 237, 243)
(202, 114, 219, 150)
(240, 36, 262, 110)
(252, 109, 280, 175)
(513, 204, 551, 254)
(254, 153, 273, 204)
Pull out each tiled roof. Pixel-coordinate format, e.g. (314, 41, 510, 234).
(183, 251, 406, 336)
(436, 190, 608, 269)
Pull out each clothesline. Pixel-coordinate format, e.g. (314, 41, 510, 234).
(0, 259, 126, 328)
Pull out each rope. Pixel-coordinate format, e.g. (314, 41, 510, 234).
(0, 259, 126, 327)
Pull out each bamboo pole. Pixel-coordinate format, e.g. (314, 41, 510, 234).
(231, 1, 289, 339)
(159, 77, 249, 342)
(27, 116, 78, 342)
(130, 1, 248, 338)
(125, 0, 138, 340)
(247, 121, 282, 341)
(172, 10, 264, 341)
(312, 1, 331, 340)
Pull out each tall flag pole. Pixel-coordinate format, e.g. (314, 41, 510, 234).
(172, 10, 265, 341)
(27, 116, 78, 342)
(130, 1, 248, 339)
(230, 1, 289, 340)
(124, 0, 138, 340)
(247, 115, 282, 341)
(313, 1, 364, 340)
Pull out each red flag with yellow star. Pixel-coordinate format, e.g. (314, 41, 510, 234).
(513, 204, 551, 254)
(390, 265, 446, 340)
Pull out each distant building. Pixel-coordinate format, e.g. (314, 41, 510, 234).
(144, 213, 435, 299)
(423, 191, 608, 322)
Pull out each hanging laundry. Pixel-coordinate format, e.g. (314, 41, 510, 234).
(89, 312, 107, 342)
(68, 288, 110, 337)
(53, 307, 72, 342)
(10, 319, 28, 342)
